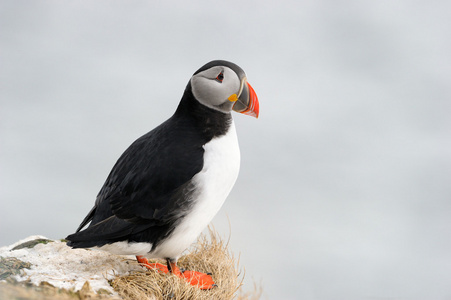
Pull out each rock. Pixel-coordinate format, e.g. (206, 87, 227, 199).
(11, 238, 53, 250)
(0, 256, 31, 280)
(0, 232, 258, 299)
(0, 278, 78, 300)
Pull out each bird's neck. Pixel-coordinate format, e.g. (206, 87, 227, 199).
(174, 87, 233, 140)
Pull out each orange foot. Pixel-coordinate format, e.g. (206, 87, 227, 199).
(136, 255, 168, 272)
(135, 255, 216, 290)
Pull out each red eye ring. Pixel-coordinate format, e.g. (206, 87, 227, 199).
(215, 72, 224, 83)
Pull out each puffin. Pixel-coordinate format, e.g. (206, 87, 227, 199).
(66, 60, 259, 289)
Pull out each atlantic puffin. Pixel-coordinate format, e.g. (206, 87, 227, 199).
(66, 60, 259, 289)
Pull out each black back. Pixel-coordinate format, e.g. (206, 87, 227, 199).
(66, 85, 232, 250)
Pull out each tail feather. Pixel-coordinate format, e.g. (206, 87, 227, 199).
(66, 215, 151, 248)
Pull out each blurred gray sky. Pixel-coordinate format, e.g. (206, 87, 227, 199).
(1, 1, 450, 299)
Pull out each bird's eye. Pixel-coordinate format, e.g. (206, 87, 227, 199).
(215, 72, 224, 83)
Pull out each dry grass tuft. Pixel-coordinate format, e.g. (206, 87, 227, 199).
(111, 228, 261, 300)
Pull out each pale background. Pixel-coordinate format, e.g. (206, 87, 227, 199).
(1, 1, 450, 299)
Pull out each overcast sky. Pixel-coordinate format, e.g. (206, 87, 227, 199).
(1, 1, 450, 299)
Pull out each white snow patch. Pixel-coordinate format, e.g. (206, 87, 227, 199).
(0, 236, 143, 294)
(1, 235, 49, 251)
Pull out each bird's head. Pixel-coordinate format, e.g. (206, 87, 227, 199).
(190, 60, 259, 118)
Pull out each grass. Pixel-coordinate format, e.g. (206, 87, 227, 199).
(110, 228, 262, 300)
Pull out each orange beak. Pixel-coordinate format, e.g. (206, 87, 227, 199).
(232, 80, 259, 118)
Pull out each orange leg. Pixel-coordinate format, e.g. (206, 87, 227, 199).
(135, 256, 216, 289)
(136, 255, 169, 273)
(166, 259, 216, 290)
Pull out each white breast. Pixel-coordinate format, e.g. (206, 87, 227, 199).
(150, 120, 241, 259)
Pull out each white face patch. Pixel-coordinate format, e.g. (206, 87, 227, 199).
(190, 66, 241, 113)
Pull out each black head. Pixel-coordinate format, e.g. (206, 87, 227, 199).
(189, 60, 259, 118)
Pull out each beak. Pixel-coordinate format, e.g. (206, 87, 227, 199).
(232, 78, 259, 118)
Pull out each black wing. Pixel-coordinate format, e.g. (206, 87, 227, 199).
(66, 115, 206, 247)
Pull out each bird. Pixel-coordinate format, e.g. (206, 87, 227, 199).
(66, 60, 259, 289)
